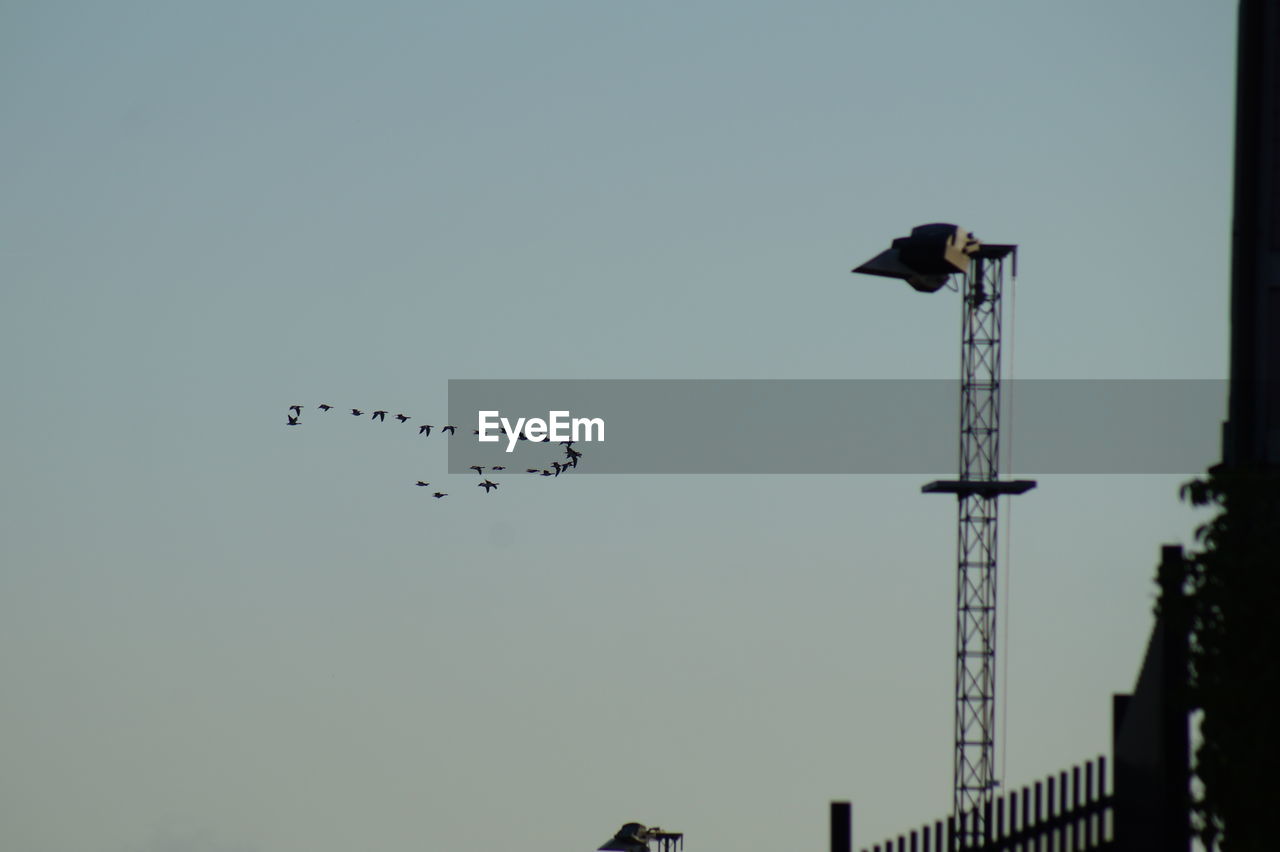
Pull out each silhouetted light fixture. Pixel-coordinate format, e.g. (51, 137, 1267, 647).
(599, 823, 652, 852)
(852, 222, 979, 292)
(598, 823, 684, 852)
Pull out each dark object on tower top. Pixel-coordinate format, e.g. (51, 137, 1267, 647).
(852, 222, 980, 293)
(598, 823, 684, 852)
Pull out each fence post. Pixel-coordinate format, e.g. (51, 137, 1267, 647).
(831, 802, 851, 852)
(1034, 781, 1043, 852)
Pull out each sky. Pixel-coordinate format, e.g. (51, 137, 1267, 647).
(0, 2, 1236, 851)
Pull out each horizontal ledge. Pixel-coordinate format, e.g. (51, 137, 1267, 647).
(922, 479, 1038, 497)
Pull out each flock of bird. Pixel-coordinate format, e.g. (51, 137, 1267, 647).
(285, 403, 584, 499)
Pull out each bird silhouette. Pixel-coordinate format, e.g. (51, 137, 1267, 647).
(318, 404, 333, 411)
(396, 414, 409, 423)
(442, 425, 457, 435)
(526, 468, 540, 473)
(289, 405, 302, 416)
(433, 492, 448, 498)
(478, 480, 498, 492)
(416, 481, 430, 487)
(351, 408, 363, 416)
(287, 415, 300, 426)
(469, 465, 484, 475)
(491, 465, 506, 471)
(418, 424, 432, 435)
(372, 410, 388, 422)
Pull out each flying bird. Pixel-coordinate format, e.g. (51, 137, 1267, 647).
(396, 414, 410, 423)
(478, 480, 498, 492)
(419, 424, 432, 435)
(433, 492, 448, 498)
(469, 465, 485, 475)
(526, 468, 540, 473)
(318, 404, 332, 411)
(416, 481, 430, 487)
(442, 425, 457, 435)
(287, 415, 299, 426)
(289, 405, 302, 416)
(371, 410, 388, 422)
(351, 408, 363, 416)
(490, 465, 506, 471)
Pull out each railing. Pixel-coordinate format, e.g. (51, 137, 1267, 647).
(859, 756, 1113, 852)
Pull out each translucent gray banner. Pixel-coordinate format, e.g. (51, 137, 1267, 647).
(446, 380, 1224, 474)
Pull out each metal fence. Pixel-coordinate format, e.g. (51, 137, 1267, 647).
(858, 756, 1114, 852)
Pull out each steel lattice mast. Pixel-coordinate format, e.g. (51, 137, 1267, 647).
(853, 226, 1035, 847)
(923, 245, 1034, 845)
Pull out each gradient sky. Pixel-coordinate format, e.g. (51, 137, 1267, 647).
(1, 3, 1234, 851)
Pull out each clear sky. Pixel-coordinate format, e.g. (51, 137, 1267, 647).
(1, 2, 1234, 851)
